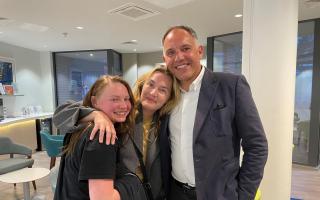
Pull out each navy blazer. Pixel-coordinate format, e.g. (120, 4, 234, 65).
(159, 68, 268, 200)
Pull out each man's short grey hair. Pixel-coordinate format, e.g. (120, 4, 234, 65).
(162, 25, 198, 44)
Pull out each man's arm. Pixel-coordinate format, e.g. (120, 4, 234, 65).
(53, 100, 116, 144)
(235, 76, 268, 200)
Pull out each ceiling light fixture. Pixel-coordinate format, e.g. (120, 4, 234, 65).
(235, 14, 242, 18)
(89, 53, 94, 57)
(133, 49, 137, 52)
(76, 26, 84, 30)
(131, 39, 137, 42)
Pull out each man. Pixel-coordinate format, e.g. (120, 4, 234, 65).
(53, 26, 268, 200)
(159, 26, 268, 200)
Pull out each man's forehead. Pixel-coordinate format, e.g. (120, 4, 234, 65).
(163, 37, 195, 50)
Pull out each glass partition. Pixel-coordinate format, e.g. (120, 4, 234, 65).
(292, 21, 314, 164)
(53, 50, 122, 106)
(209, 32, 242, 74)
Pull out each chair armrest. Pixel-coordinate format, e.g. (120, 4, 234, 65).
(10, 143, 32, 157)
(48, 138, 64, 146)
(50, 135, 65, 141)
(43, 138, 64, 157)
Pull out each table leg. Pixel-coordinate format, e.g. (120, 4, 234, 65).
(22, 182, 31, 200)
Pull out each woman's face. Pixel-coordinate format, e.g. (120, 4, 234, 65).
(140, 72, 172, 115)
(92, 82, 132, 123)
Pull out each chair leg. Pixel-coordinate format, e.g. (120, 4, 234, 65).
(32, 181, 37, 190)
(50, 157, 56, 169)
(14, 183, 16, 187)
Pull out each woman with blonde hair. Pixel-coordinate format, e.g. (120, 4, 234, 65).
(53, 66, 180, 200)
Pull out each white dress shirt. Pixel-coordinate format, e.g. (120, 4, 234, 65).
(169, 66, 205, 186)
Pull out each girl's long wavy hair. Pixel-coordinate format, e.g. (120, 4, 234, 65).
(63, 75, 135, 155)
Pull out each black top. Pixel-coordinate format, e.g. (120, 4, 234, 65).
(54, 125, 118, 200)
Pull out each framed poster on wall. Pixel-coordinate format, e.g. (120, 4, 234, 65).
(0, 56, 15, 84)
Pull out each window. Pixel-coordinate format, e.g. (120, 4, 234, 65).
(53, 50, 122, 106)
(207, 32, 242, 74)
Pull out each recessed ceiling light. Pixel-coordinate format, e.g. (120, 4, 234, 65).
(131, 39, 137, 42)
(133, 49, 137, 52)
(76, 26, 84, 30)
(89, 53, 94, 57)
(235, 14, 242, 18)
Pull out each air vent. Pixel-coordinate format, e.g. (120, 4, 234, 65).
(108, 3, 160, 21)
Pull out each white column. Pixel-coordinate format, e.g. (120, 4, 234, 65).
(242, 0, 298, 199)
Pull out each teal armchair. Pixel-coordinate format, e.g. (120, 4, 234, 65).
(40, 131, 64, 169)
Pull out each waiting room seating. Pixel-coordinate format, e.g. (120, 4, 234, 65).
(0, 136, 36, 189)
(40, 131, 64, 169)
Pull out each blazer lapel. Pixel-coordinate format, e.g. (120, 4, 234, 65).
(193, 69, 219, 143)
(134, 117, 144, 154)
(145, 133, 160, 175)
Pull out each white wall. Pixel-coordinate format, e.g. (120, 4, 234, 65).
(0, 42, 54, 116)
(122, 51, 163, 86)
(122, 53, 138, 88)
(40, 52, 55, 112)
(137, 51, 163, 77)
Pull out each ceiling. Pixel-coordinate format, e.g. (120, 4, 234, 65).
(0, 0, 319, 53)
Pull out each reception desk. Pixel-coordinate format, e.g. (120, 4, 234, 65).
(0, 113, 53, 150)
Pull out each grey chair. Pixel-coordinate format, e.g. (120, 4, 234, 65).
(0, 136, 36, 190)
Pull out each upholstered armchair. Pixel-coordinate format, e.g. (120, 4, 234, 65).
(40, 131, 64, 169)
(0, 136, 36, 189)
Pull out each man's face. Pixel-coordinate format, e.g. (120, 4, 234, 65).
(162, 28, 203, 89)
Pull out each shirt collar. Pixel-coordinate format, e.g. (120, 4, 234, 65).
(182, 66, 205, 92)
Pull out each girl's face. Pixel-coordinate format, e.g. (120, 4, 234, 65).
(140, 72, 172, 115)
(92, 82, 132, 123)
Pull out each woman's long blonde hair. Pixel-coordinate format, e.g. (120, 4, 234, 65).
(133, 65, 181, 118)
(63, 75, 135, 155)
